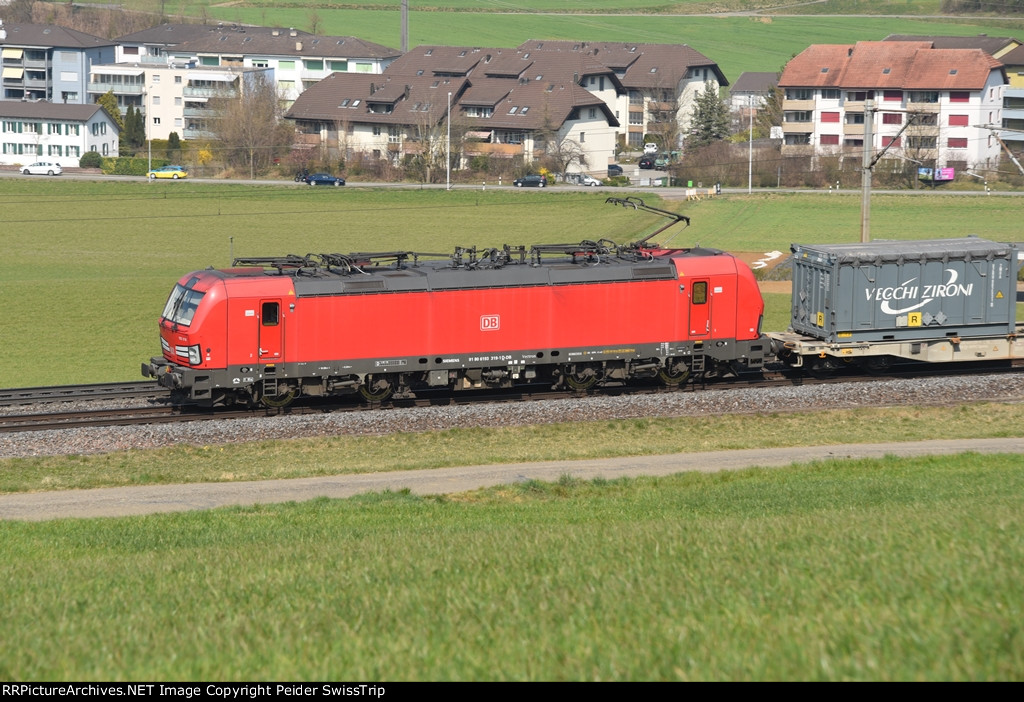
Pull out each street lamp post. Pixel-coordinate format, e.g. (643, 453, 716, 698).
(147, 85, 152, 178)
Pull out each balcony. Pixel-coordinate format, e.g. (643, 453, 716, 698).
(463, 142, 524, 157)
(843, 124, 865, 136)
(88, 82, 145, 95)
(783, 99, 814, 111)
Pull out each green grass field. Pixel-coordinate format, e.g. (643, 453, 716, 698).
(2, 180, 1021, 387)
(2, 452, 1021, 680)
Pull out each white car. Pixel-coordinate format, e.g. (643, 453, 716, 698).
(22, 161, 62, 176)
(643, 143, 658, 155)
(579, 174, 602, 186)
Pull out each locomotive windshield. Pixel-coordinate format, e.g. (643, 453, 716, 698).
(161, 278, 205, 326)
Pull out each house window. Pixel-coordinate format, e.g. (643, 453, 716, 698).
(949, 91, 969, 103)
(883, 90, 902, 102)
(909, 91, 938, 103)
(820, 112, 839, 123)
(580, 132, 585, 142)
(821, 89, 840, 100)
(373, 126, 382, 136)
(784, 133, 811, 145)
(819, 134, 839, 145)
(948, 137, 968, 148)
(588, 108, 596, 119)
(846, 91, 874, 102)
(949, 114, 969, 126)
(882, 136, 901, 147)
(388, 126, 401, 143)
(882, 113, 902, 125)
(784, 111, 812, 123)
(907, 136, 936, 149)
(304, 60, 324, 71)
(785, 88, 813, 100)
(329, 61, 348, 72)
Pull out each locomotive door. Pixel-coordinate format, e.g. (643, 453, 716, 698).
(688, 279, 710, 337)
(258, 299, 284, 361)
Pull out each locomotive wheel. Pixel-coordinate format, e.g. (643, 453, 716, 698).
(564, 366, 598, 390)
(863, 357, 893, 375)
(657, 362, 691, 386)
(261, 387, 298, 408)
(359, 376, 394, 402)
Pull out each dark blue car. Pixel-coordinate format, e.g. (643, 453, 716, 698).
(303, 173, 345, 187)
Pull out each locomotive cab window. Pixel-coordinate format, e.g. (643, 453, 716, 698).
(262, 302, 280, 326)
(692, 281, 708, 304)
(161, 279, 205, 326)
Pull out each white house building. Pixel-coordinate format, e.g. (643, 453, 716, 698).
(0, 100, 119, 166)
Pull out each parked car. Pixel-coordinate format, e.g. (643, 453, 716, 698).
(607, 164, 623, 177)
(638, 156, 656, 170)
(513, 175, 547, 188)
(643, 143, 658, 155)
(579, 174, 602, 187)
(147, 165, 188, 179)
(304, 173, 346, 187)
(654, 154, 671, 169)
(22, 161, 62, 176)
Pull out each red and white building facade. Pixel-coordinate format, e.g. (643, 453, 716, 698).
(779, 41, 1006, 172)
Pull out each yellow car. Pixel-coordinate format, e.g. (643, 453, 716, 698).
(147, 165, 188, 179)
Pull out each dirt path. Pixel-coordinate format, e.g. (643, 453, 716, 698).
(2, 438, 1021, 521)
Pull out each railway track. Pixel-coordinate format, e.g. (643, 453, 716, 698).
(2, 362, 1021, 435)
(0, 381, 164, 407)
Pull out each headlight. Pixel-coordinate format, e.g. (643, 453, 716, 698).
(188, 345, 202, 365)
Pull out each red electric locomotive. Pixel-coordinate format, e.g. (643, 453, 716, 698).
(142, 198, 772, 406)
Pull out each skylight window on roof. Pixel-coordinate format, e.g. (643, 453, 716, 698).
(417, 70, 424, 75)
(949, 69, 958, 75)
(882, 68, 891, 74)
(821, 67, 828, 73)
(459, 51, 466, 57)
(425, 49, 433, 55)
(509, 106, 518, 114)
(650, 67, 658, 73)
(351, 100, 360, 107)
(340, 98, 350, 106)
(520, 106, 529, 114)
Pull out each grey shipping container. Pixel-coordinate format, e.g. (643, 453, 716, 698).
(789, 238, 1019, 343)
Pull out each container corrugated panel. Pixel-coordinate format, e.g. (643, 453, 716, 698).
(789, 238, 1018, 342)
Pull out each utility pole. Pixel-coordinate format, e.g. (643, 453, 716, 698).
(860, 99, 873, 243)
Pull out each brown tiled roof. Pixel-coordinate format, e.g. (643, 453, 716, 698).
(384, 45, 492, 77)
(285, 72, 465, 127)
(284, 71, 618, 131)
(114, 23, 226, 45)
(0, 23, 113, 48)
(780, 41, 1003, 90)
(516, 40, 728, 87)
(0, 101, 111, 122)
(731, 72, 779, 94)
(883, 34, 1020, 56)
(174, 28, 398, 59)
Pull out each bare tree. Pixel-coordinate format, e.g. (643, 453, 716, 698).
(212, 74, 294, 178)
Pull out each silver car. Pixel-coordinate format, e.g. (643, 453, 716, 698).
(22, 161, 62, 176)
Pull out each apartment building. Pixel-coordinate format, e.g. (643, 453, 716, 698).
(779, 41, 1006, 172)
(1, 21, 115, 104)
(0, 100, 119, 166)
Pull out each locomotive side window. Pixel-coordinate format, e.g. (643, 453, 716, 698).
(692, 281, 708, 304)
(262, 302, 279, 326)
(161, 281, 205, 326)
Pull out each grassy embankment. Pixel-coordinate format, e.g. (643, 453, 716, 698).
(1, 453, 1021, 680)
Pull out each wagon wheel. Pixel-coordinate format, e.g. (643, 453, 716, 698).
(863, 356, 893, 376)
(564, 365, 598, 391)
(261, 386, 298, 408)
(359, 375, 394, 403)
(657, 360, 691, 386)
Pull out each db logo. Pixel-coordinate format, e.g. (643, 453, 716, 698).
(480, 314, 500, 331)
